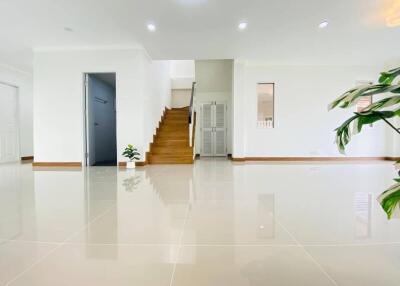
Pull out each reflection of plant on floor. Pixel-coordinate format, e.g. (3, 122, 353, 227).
(328, 67, 400, 219)
(123, 175, 141, 192)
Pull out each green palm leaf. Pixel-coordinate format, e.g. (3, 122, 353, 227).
(379, 181, 400, 219)
(379, 67, 400, 85)
(329, 66, 400, 154)
(331, 66, 400, 219)
(328, 84, 400, 110)
(363, 96, 400, 112)
(334, 110, 400, 153)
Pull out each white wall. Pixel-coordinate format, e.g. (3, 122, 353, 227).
(195, 59, 233, 154)
(233, 62, 393, 158)
(170, 60, 195, 89)
(383, 61, 400, 158)
(33, 50, 397, 162)
(392, 116, 400, 157)
(33, 49, 171, 164)
(170, 60, 194, 78)
(142, 60, 171, 155)
(0, 65, 33, 157)
(169, 60, 194, 108)
(172, 89, 191, 108)
(232, 61, 246, 157)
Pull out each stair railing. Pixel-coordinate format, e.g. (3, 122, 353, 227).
(189, 82, 197, 153)
(188, 81, 196, 124)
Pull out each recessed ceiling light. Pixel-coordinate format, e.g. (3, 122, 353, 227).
(318, 21, 329, 29)
(64, 27, 73, 32)
(238, 22, 248, 30)
(147, 23, 156, 32)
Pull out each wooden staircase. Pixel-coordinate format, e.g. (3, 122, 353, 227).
(148, 107, 194, 164)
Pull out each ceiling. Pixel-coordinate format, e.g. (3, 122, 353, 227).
(1, 0, 400, 72)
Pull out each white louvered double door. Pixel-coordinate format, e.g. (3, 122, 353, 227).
(201, 102, 227, 157)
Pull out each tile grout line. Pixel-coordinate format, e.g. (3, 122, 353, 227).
(4, 203, 117, 286)
(5, 240, 400, 248)
(61, 242, 301, 247)
(169, 204, 191, 286)
(275, 218, 339, 286)
(3, 240, 63, 246)
(301, 242, 400, 247)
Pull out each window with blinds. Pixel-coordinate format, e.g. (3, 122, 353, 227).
(356, 96, 372, 112)
(355, 81, 373, 112)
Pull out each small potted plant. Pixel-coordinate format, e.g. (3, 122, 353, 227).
(122, 144, 140, 169)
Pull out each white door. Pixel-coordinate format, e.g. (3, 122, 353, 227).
(214, 103, 227, 156)
(0, 83, 19, 163)
(200, 102, 227, 157)
(201, 103, 213, 156)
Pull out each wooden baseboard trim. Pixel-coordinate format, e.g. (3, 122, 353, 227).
(386, 157, 400, 161)
(231, 157, 399, 162)
(136, 161, 147, 166)
(21, 156, 34, 161)
(32, 162, 82, 167)
(231, 157, 246, 162)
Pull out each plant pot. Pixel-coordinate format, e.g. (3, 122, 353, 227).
(126, 161, 135, 169)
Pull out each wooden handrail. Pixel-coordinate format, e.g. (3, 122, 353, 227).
(188, 81, 196, 124)
(191, 111, 197, 148)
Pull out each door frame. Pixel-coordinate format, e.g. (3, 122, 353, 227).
(84, 74, 89, 166)
(0, 81, 20, 163)
(82, 72, 117, 166)
(199, 100, 227, 157)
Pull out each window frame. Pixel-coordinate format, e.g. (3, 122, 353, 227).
(256, 82, 275, 129)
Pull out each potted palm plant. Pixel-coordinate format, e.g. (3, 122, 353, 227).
(122, 144, 140, 169)
(328, 67, 400, 219)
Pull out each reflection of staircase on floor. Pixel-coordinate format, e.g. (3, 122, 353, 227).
(148, 107, 194, 164)
(145, 166, 194, 201)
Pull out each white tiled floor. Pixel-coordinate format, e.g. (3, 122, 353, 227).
(1, 159, 400, 285)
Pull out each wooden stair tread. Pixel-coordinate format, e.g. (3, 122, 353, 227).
(157, 135, 189, 139)
(155, 138, 188, 142)
(148, 107, 193, 165)
(151, 149, 193, 155)
(150, 154, 193, 158)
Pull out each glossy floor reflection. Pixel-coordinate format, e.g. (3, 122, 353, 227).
(1, 159, 400, 285)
